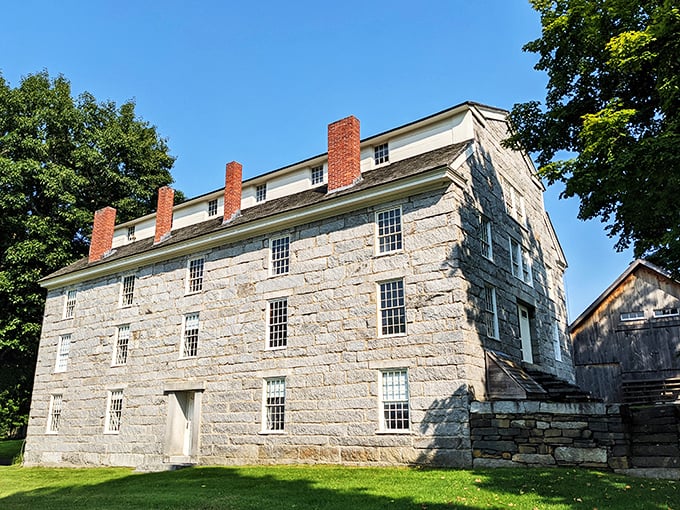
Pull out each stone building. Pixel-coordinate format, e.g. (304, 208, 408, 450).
(24, 102, 571, 469)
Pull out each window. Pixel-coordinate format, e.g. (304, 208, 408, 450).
(479, 216, 493, 260)
(120, 275, 135, 307)
(509, 239, 532, 285)
(127, 226, 136, 242)
(502, 176, 526, 225)
(553, 321, 562, 361)
(187, 257, 205, 294)
(379, 280, 406, 336)
(208, 199, 218, 217)
(311, 165, 324, 185)
(105, 389, 123, 434)
(268, 299, 288, 348)
(483, 286, 499, 339)
(270, 236, 290, 276)
(256, 183, 267, 203)
(380, 370, 410, 431)
(620, 311, 645, 321)
(47, 394, 63, 433)
(374, 142, 389, 165)
(64, 290, 77, 319)
(55, 334, 71, 373)
(654, 308, 679, 318)
(264, 378, 286, 431)
(113, 325, 130, 366)
(376, 207, 403, 254)
(182, 313, 200, 358)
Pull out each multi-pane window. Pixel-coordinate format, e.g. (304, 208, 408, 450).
(47, 394, 63, 433)
(64, 290, 77, 319)
(268, 299, 288, 348)
(311, 165, 324, 185)
(553, 321, 563, 361)
(182, 313, 200, 358)
(483, 286, 499, 339)
(55, 334, 71, 373)
(187, 257, 205, 293)
(113, 325, 130, 366)
(121, 275, 135, 307)
(127, 225, 136, 242)
(264, 378, 286, 431)
(621, 311, 645, 321)
(654, 308, 679, 318)
(379, 280, 406, 336)
(270, 236, 290, 275)
(105, 390, 123, 434)
(502, 177, 526, 225)
(208, 199, 218, 217)
(479, 216, 493, 260)
(381, 370, 410, 431)
(376, 207, 403, 254)
(256, 183, 267, 203)
(509, 239, 532, 285)
(374, 142, 389, 165)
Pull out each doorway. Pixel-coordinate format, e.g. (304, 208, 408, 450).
(165, 390, 200, 463)
(518, 304, 533, 363)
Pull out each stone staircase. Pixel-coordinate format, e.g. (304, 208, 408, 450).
(523, 366, 597, 402)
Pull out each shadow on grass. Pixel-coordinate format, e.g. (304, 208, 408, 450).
(1, 465, 678, 510)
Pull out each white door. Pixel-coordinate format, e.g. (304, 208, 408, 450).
(518, 305, 533, 363)
(181, 392, 194, 456)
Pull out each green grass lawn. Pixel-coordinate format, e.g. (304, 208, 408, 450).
(0, 440, 23, 464)
(0, 464, 677, 509)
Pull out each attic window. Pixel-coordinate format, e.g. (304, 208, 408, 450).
(208, 199, 218, 217)
(127, 226, 136, 242)
(653, 308, 679, 318)
(620, 311, 644, 321)
(311, 165, 324, 185)
(374, 143, 389, 165)
(256, 184, 267, 203)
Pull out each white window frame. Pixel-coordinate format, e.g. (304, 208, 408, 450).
(46, 394, 63, 434)
(181, 313, 200, 358)
(310, 164, 324, 186)
(207, 198, 218, 217)
(112, 325, 130, 366)
(502, 176, 526, 226)
(120, 275, 135, 307)
(553, 321, 563, 361)
(64, 289, 77, 319)
(509, 238, 532, 285)
(104, 389, 123, 434)
(126, 226, 136, 242)
(483, 286, 499, 339)
(267, 298, 288, 349)
(375, 206, 403, 255)
(620, 311, 645, 322)
(54, 334, 71, 373)
(479, 215, 493, 261)
(379, 369, 410, 432)
(378, 279, 406, 337)
(653, 308, 679, 318)
(256, 183, 267, 203)
(269, 236, 290, 276)
(186, 257, 205, 294)
(262, 377, 286, 433)
(374, 142, 389, 166)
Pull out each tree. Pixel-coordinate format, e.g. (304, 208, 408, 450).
(505, 0, 680, 272)
(0, 71, 181, 436)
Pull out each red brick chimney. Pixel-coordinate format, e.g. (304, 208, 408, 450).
(89, 206, 116, 262)
(223, 161, 243, 223)
(327, 115, 361, 192)
(154, 186, 175, 244)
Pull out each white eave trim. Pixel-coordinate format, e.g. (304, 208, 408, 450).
(41, 165, 458, 289)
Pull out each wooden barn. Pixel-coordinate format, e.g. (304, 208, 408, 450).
(570, 260, 680, 404)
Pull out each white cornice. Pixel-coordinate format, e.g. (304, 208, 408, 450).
(41, 165, 459, 290)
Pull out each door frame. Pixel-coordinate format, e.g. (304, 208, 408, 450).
(518, 303, 533, 363)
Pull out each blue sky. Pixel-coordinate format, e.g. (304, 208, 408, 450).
(1, 0, 633, 319)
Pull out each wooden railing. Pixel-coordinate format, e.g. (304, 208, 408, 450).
(621, 376, 680, 405)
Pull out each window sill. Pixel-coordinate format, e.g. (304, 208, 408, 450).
(45, 431, 59, 435)
(374, 249, 404, 258)
(375, 429, 412, 435)
(184, 291, 203, 297)
(103, 431, 120, 435)
(265, 345, 287, 352)
(259, 430, 286, 435)
(378, 332, 407, 339)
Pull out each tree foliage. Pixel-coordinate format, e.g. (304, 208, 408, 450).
(505, 0, 680, 272)
(0, 71, 179, 435)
